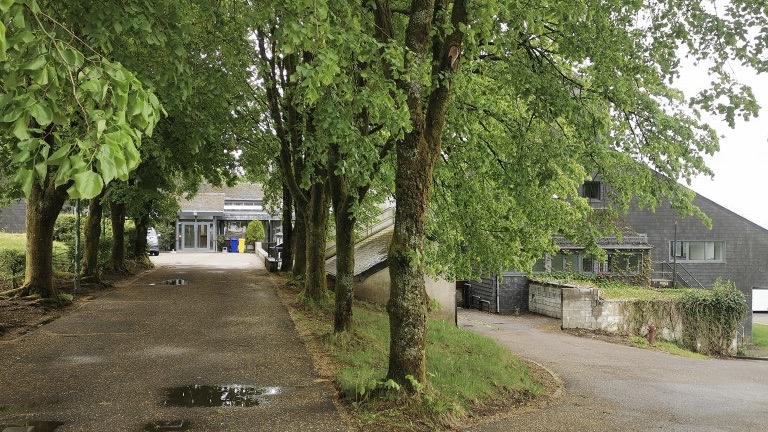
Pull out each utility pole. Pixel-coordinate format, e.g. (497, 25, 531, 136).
(74, 199, 81, 293)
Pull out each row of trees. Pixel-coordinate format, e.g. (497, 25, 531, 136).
(3, 0, 767, 390)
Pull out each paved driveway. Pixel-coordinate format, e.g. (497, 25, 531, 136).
(0, 253, 348, 431)
(460, 310, 768, 432)
(754, 312, 768, 325)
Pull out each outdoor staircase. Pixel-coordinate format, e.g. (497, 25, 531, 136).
(651, 262, 705, 289)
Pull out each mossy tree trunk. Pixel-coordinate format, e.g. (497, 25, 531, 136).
(378, 0, 467, 389)
(332, 189, 356, 333)
(303, 180, 330, 302)
(81, 194, 104, 283)
(20, 179, 71, 299)
(280, 183, 294, 272)
(107, 201, 127, 272)
(133, 214, 149, 259)
(292, 204, 307, 278)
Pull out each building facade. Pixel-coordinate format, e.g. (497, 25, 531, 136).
(175, 183, 282, 252)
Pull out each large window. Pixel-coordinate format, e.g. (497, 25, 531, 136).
(581, 181, 601, 200)
(670, 241, 724, 262)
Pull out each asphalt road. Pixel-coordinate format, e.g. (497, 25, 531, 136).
(0, 252, 348, 431)
(754, 312, 768, 325)
(460, 310, 768, 432)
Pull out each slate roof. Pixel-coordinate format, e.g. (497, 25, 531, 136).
(326, 226, 392, 279)
(198, 182, 265, 200)
(179, 192, 225, 213)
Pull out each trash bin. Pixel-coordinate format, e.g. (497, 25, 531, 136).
(238, 238, 245, 253)
(230, 238, 238, 253)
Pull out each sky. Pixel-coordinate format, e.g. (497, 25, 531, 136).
(684, 66, 768, 229)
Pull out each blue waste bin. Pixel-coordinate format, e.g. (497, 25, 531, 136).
(230, 238, 238, 253)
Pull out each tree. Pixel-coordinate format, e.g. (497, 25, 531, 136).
(246, 220, 266, 244)
(367, 0, 767, 390)
(1, 0, 161, 298)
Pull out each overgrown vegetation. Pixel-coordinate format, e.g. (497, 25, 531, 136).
(532, 272, 695, 300)
(0, 234, 69, 291)
(281, 282, 545, 431)
(679, 280, 749, 355)
(626, 336, 709, 359)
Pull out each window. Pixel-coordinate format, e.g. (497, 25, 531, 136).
(669, 241, 724, 262)
(581, 181, 601, 200)
(581, 255, 594, 273)
(608, 252, 643, 273)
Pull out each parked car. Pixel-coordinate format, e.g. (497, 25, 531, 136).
(147, 228, 160, 256)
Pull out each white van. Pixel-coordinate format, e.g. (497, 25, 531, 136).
(147, 227, 160, 256)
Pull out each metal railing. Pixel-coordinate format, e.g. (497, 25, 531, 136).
(653, 261, 705, 289)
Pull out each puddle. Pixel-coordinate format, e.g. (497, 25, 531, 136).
(163, 385, 285, 407)
(143, 420, 191, 431)
(0, 421, 64, 432)
(149, 279, 188, 286)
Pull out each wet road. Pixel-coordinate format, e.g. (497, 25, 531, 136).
(0, 253, 348, 431)
(460, 310, 768, 432)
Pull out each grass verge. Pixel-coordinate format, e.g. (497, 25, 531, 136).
(278, 280, 548, 431)
(626, 336, 709, 359)
(752, 323, 768, 349)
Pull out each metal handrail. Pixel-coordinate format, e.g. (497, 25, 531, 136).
(654, 261, 705, 289)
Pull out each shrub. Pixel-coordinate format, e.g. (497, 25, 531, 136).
(246, 220, 265, 243)
(156, 223, 176, 251)
(679, 279, 749, 355)
(0, 249, 25, 289)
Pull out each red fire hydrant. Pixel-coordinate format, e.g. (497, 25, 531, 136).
(648, 324, 656, 346)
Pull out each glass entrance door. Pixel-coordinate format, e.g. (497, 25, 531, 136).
(180, 222, 214, 251)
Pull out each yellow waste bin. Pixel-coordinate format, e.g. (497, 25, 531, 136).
(238, 238, 245, 253)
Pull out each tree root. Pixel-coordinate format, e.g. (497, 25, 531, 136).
(0, 287, 26, 297)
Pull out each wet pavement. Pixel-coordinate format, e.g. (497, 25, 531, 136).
(0, 252, 348, 431)
(460, 310, 768, 432)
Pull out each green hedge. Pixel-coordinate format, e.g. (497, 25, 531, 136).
(679, 279, 748, 355)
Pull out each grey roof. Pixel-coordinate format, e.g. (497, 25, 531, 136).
(326, 226, 392, 278)
(554, 216, 651, 250)
(179, 193, 225, 213)
(198, 182, 265, 200)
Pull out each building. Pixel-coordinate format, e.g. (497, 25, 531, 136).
(0, 200, 26, 233)
(175, 183, 282, 252)
(463, 177, 768, 338)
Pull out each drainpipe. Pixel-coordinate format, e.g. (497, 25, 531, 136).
(496, 265, 501, 314)
(672, 221, 677, 288)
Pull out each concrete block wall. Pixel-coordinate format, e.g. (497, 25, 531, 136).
(498, 274, 529, 313)
(561, 286, 601, 330)
(529, 283, 563, 318)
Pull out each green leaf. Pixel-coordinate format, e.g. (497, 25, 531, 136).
(47, 143, 72, 163)
(34, 161, 47, 179)
(24, 55, 47, 71)
(14, 168, 34, 197)
(12, 115, 29, 139)
(72, 170, 104, 199)
(0, 21, 7, 61)
(0, 0, 14, 13)
(96, 152, 117, 184)
(28, 102, 52, 126)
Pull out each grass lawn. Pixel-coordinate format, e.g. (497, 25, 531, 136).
(753, 323, 768, 349)
(0, 233, 26, 252)
(282, 285, 546, 431)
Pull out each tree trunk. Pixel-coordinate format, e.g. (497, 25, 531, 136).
(107, 201, 127, 272)
(332, 198, 355, 333)
(280, 182, 294, 272)
(21, 179, 70, 299)
(81, 194, 104, 283)
(133, 214, 149, 259)
(330, 141, 357, 333)
(303, 180, 330, 302)
(292, 204, 307, 278)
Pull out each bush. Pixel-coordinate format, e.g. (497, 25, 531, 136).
(156, 223, 176, 251)
(53, 214, 82, 244)
(246, 220, 265, 243)
(0, 249, 25, 289)
(679, 279, 749, 355)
